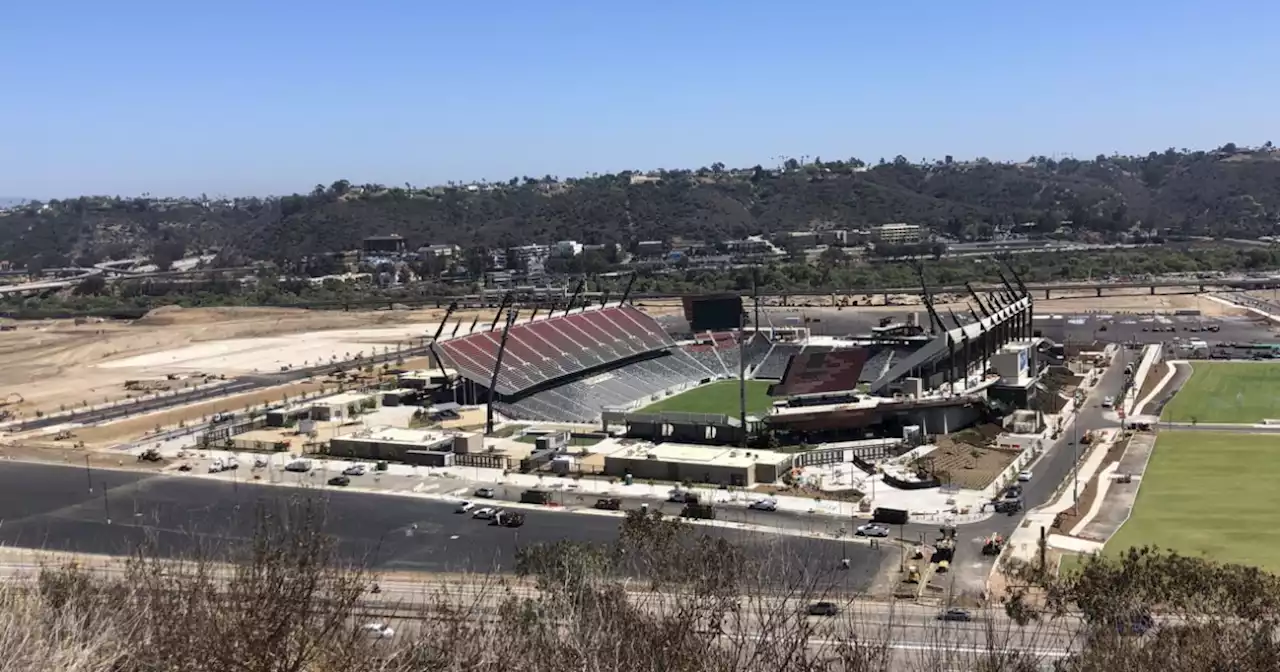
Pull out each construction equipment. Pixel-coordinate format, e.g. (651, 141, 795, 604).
(138, 448, 162, 462)
(982, 533, 1006, 556)
(54, 429, 74, 441)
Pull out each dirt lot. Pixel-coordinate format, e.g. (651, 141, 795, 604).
(0, 306, 487, 418)
(928, 442, 1022, 491)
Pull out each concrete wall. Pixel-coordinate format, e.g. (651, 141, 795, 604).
(604, 457, 753, 487)
(328, 437, 450, 462)
(911, 404, 983, 437)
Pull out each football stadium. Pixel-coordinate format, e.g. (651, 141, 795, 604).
(431, 273, 1046, 446)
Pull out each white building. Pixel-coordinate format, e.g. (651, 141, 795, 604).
(555, 240, 583, 257)
(874, 223, 922, 245)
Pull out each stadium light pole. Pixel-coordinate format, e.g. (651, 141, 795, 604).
(739, 310, 748, 449)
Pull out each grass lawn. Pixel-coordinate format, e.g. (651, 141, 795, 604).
(638, 380, 775, 417)
(1104, 432, 1280, 572)
(1162, 362, 1280, 423)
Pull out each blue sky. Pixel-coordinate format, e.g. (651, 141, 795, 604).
(3, 0, 1276, 199)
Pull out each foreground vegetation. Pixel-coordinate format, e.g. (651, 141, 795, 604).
(1161, 362, 1280, 423)
(6, 495, 1280, 671)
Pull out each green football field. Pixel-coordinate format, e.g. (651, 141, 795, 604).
(637, 380, 774, 416)
(1162, 362, 1280, 423)
(1104, 432, 1280, 572)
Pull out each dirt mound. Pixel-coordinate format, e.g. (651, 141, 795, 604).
(133, 306, 317, 327)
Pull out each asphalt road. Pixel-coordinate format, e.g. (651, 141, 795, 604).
(928, 346, 1135, 594)
(0, 460, 888, 592)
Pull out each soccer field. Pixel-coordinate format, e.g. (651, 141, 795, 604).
(1106, 432, 1280, 572)
(1162, 362, 1280, 423)
(638, 380, 774, 416)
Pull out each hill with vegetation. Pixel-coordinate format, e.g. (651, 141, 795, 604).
(3, 143, 1278, 268)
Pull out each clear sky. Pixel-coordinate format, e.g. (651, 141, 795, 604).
(3, 0, 1276, 199)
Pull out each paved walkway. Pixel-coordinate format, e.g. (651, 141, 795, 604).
(1077, 432, 1155, 543)
(1001, 430, 1119, 564)
(1135, 360, 1193, 417)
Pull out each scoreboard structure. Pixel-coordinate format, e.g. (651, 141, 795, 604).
(682, 295, 744, 332)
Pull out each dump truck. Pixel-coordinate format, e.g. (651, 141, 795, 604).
(872, 507, 910, 525)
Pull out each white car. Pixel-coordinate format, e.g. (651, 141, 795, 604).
(472, 507, 497, 520)
(1017, 471, 1033, 482)
(856, 523, 890, 538)
(748, 499, 778, 512)
(342, 464, 367, 476)
(1102, 396, 1115, 408)
(455, 501, 475, 514)
(362, 623, 395, 639)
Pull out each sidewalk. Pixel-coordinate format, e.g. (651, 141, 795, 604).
(999, 430, 1119, 567)
(1076, 432, 1155, 543)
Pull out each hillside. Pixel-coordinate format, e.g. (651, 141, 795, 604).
(3, 144, 1279, 266)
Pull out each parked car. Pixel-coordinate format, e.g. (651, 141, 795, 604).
(208, 456, 239, 473)
(342, 464, 367, 476)
(362, 623, 395, 639)
(938, 608, 972, 622)
(1017, 470, 1033, 482)
(856, 523, 890, 537)
(594, 498, 621, 511)
(1102, 396, 1115, 408)
(806, 602, 839, 617)
(327, 475, 350, 487)
(455, 501, 475, 514)
(474, 487, 496, 499)
(748, 498, 778, 511)
(472, 507, 497, 520)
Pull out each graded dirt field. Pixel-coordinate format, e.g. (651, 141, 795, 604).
(0, 306, 491, 419)
(1106, 432, 1280, 572)
(1161, 362, 1280, 423)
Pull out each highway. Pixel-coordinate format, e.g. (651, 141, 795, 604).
(0, 555, 1080, 667)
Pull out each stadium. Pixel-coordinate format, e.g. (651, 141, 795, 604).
(430, 272, 1043, 446)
